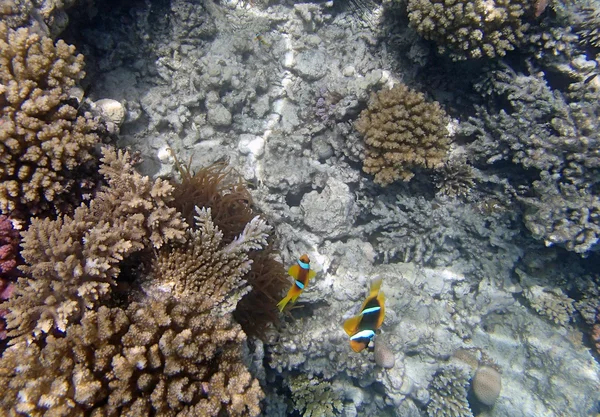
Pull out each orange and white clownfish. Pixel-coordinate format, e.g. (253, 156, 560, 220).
(343, 278, 385, 352)
(276, 254, 317, 312)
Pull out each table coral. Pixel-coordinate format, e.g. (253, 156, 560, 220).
(407, 0, 534, 60)
(0, 22, 99, 215)
(2, 147, 187, 343)
(355, 83, 450, 186)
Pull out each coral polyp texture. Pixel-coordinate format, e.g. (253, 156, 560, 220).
(355, 83, 450, 186)
(407, 0, 533, 60)
(0, 300, 263, 416)
(2, 147, 187, 343)
(0, 22, 98, 215)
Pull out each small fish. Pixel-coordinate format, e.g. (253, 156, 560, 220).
(343, 278, 385, 353)
(277, 254, 317, 312)
(254, 33, 271, 47)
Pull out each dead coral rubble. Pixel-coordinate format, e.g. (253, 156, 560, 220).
(463, 68, 600, 254)
(0, 22, 99, 215)
(2, 147, 187, 343)
(407, 0, 534, 60)
(355, 83, 449, 186)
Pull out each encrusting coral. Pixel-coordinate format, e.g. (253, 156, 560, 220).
(0, 204, 271, 415)
(406, 0, 534, 60)
(0, 21, 99, 215)
(2, 147, 187, 343)
(355, 83, 450, 186)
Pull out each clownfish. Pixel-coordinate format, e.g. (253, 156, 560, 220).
(343, 278, 385, 352)
(276, 254, 317, 312)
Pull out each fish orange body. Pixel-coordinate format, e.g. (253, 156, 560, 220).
(343, 278, 385, 352)
(277, 254, 316, 312)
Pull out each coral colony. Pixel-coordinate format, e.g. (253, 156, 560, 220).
(1, 0, 600, 416)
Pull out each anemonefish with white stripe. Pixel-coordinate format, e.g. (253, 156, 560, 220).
(276, 254, 317, 312)
(343, 278, 385, 352)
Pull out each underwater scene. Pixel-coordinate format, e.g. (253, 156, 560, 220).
(0, 0, 599, 415)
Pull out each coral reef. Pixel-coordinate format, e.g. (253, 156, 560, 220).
(289, 375, 344, 417)
(0, 214, 19, 341)
(472, 365, 502, 406)
(354, 84, 450, 185)
(574, 3, 600, 47)
(373, 337, 395, 369)
(151, 206, 271, 306)
(463, 65, 600, 254)
(0, 204, 272, 415)
(432, 158, 475, 199)
(427, 363, 473, 417)
(168, 158, 289, 338)
(0, 298, 264, 416)
(406, 0, 534, 60)
(0, 215, 19, 274)
(522, 283, 576, 326)
(0, 22, 99, 215)
(358, 192, 522, 278)
(2, 147, 187, 342)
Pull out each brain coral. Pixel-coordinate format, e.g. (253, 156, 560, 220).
(407, 0, 534, 60)
(355, 83, 450, 185)
(0, 22, 98, 215)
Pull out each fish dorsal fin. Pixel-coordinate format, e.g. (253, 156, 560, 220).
(358, 277, 383, 312)
(343, 314, 362, 336)
(288, 264, 301, 279)
(376, 290, 386, 328)
(369, 278, 383, 297)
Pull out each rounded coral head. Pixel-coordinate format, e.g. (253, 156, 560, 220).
(473, 365, 502, 406)
(299, 254, 310, 264)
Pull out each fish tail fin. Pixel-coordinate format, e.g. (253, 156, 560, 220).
(350, 339, 368, 353)
(369, 277, 383, 298)
(277, 294, 298, 312)
(277, 294, 293, 312)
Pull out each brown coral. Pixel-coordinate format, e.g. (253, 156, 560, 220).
(0, 200, 270, 415)
(169, 158, 289, 338)
(0, 300, 264, 416)
(2, 147, 187, 342)
(407, 0, 533, 60)
(0, 22, 99, 215)
(355, 83, 450, 186)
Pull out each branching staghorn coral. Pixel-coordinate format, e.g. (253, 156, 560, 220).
(151, 206, 271, 307)
(2, 147, 187, 342)
(0, 22, 100, 215)
(355, 84, 450, 186)
(406, 0, 534, 60)
(0, 204, 271, 415)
